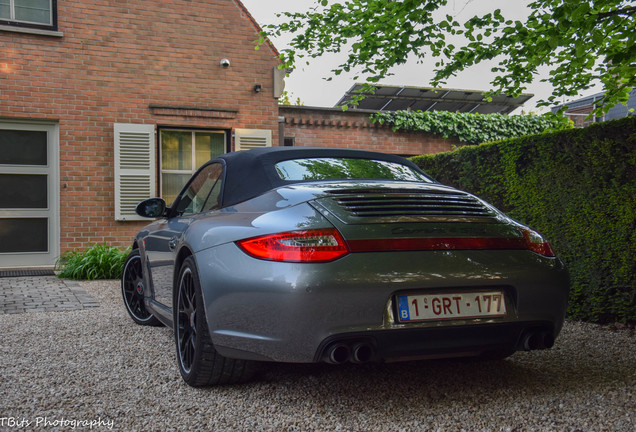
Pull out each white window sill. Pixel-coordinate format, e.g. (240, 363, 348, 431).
(0, 24, 63, 37)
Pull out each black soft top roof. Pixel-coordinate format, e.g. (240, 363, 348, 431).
(212, 147, 428, 207)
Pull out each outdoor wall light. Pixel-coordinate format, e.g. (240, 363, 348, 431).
(220, 58, 230, 68)
(253, 84, 262, 93)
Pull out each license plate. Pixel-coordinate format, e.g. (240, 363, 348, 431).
(396, 291, 507, 322)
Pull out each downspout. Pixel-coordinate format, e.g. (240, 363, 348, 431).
(278, 116, 285, 147)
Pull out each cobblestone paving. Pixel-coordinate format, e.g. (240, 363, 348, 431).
(0, 276, 99, 314)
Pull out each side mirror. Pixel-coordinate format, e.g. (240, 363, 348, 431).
(135, 198, 167, 218)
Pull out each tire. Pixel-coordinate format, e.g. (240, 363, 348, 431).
(121, 249, 161, 326)
(174, 256, 256, 386)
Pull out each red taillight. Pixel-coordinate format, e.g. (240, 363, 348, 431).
(237, 228, 555, 261)
(236, 228, 349, 263)
(521, 228, 555, 257)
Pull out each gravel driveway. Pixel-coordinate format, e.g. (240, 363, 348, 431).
(1, 280, 634, 432)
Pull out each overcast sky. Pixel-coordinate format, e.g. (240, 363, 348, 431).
(240, 0, 600, 114)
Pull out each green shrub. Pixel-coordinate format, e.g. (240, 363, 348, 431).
(371, 111, 571, 144)
(412, 116, 636, 323)
(55, 244, 129, 280)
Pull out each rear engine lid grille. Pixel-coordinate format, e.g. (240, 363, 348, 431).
(315, 188, 498, 224)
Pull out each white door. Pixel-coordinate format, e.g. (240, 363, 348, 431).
(0, 121, 59, 268)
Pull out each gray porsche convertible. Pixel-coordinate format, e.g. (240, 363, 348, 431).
(121, 147, 568, 387)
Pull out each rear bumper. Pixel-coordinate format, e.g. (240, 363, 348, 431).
(314, 320, 555, 363)
(195, 244, 569, 363)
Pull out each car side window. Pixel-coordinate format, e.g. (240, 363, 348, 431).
(175, 163, 223, 216)
(201, 174, 223, 212)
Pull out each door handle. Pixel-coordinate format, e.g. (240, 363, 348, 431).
(168, 237, 178, 250)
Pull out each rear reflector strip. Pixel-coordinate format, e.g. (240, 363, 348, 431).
(347, 237, 531, 253)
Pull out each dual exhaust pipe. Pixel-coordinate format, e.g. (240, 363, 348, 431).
(521, 331, 555, 351)
(323, 330, 554, 363)
(323, 342, 375, 364)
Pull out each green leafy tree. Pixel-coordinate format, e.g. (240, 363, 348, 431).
(262, 0, 635, 116)
(278, 90, 305, 106)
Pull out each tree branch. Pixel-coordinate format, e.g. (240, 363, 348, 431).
(595, 5, 636, 20)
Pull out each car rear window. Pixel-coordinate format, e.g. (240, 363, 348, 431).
(274, 157, 431, 182)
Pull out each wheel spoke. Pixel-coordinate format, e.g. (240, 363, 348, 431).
(184, 294, 193, 314)
(132, 297, 144, 317)
(129, 295, 138, 311)
(177, 267, 200, 373)
(178, 322, 194, 370)
(123, 288, 133, 303)
(184, 335, 193, 369)
(131, 262, 140, 280)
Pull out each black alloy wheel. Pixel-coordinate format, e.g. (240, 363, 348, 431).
(121, 249, 160, 326)
(174, 256, 256, 386)
(176, 265, 197, 374)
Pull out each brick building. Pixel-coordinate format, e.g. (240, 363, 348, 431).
(0, 1, 523, 269)
(0, 0, 281, 267)
(550, 89, 636, 128)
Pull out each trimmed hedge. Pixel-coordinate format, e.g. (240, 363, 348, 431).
(411, 116, 636, 323)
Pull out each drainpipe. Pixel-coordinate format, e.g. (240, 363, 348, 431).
(278, 116, 285, 147)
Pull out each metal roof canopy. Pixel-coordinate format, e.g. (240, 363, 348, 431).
(335, 84, 533, 115)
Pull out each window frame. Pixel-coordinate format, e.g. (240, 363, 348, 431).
(158, 127, 229, 204)
(0, 120, 60, 266)
(0, 0, 57, 31)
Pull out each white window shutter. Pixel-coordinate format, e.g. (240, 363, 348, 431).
(235, 129, 272, 151)
(114, 123, 156, 221)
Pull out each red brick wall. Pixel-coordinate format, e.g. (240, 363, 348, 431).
(279, 106, 459, 156)
(564, 105, 595, 128)
(0, 0, 280, 251)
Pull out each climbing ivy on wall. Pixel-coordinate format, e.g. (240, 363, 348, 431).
(371, 111, 571, 144)
(411, 116, 636, 323)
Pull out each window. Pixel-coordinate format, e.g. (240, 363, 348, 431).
(175, 163, 223, 216)
(0, 0, 56, 30)
(160, 129, 227, 205)
(275, 158, 432, 182)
